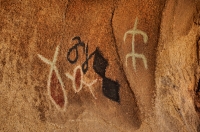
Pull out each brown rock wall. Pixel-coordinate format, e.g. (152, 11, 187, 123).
(1, 0, 200, 131)
(155, 0, 200, 131)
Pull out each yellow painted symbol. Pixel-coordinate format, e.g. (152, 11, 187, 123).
(123, 17, 148, 71)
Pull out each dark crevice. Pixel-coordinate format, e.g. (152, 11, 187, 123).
(154, 0, 167, 98)
(110, 3, 131, 98)
(110, 2, 142, 126)
(197, 38, 200, 65)
(195, 78, 200, 118)
(194, 14, 200, 26)
(195, 19, 200, 117)
(194, 1, 200, 120)
(110, 4, 136, 102)
(196, 78, 200, 93)
(194, 0, 200, 26)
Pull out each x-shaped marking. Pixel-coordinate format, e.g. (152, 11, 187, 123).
(65, 65, 97, 99)
(37, 45, 68, 111)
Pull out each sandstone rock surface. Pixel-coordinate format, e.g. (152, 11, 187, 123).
(0, 0, 200, 131)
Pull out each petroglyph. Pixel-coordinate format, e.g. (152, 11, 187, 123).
(67, 36, 120, 102)
(36, 36, 121, 111)
(37, 45, 68, 111)
(65, 65, 97, 99)
(124, 17, 148, 71)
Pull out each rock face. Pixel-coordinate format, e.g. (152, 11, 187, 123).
(0, 0, 200, 131)
(156, 0, 200, 131)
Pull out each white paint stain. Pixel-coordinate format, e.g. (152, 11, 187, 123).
(65, 65, 97, 99)
(37, 45, 68, 111)
(123, 17, 148, 71)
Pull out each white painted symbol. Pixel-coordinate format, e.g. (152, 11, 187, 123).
(65, 65, 97, 99)
(123, 17, 148, 71)
(37, 45, 68, 111)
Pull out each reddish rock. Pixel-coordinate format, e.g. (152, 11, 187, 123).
(1, 0, 200, 131)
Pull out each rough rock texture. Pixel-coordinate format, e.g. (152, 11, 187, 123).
(155, 0, 200, 132)
(0, 0, 200, 132)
